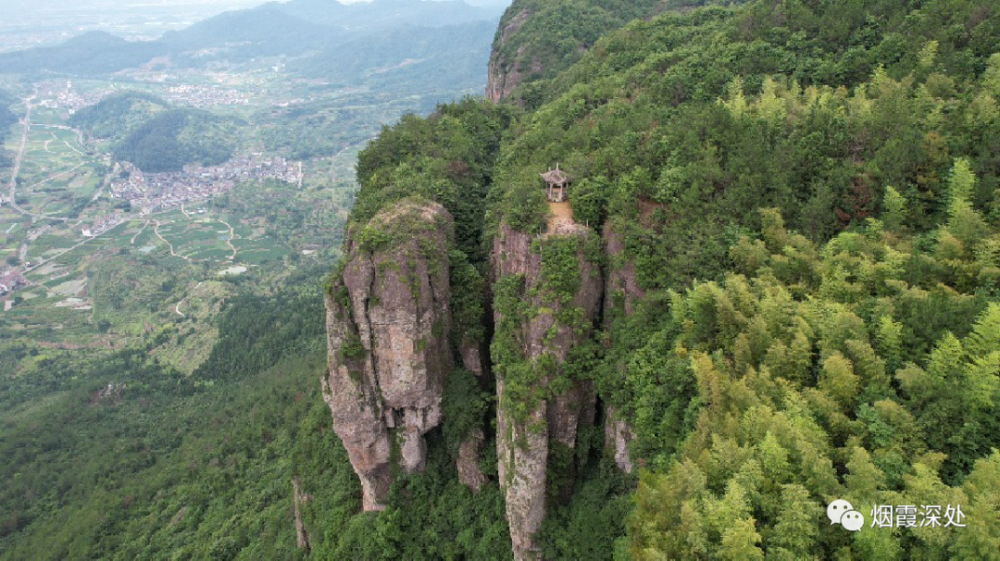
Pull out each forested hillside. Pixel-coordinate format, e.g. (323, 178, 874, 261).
(112, 108, 244, 173)
(322, 0, 1000, 558)
(5, 0, 1000, 558)
(69, 91, 171, 141)
(0, 279, 328, 557)
(68, 92, 243, 172)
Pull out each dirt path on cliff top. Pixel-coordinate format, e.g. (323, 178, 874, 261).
(547, 201, 574, 233)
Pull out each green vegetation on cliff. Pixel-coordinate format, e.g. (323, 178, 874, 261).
(332, 0, 1000, 557)
(491, 0, 662, 81)
(354, 97, 514, 262)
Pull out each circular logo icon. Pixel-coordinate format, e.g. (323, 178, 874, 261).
(841, 510, 865, 532)
(827, 499, 854, 525)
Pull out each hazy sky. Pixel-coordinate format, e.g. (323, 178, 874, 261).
(0, 0, 511, 17)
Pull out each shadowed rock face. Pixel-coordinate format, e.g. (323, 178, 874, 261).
(457, 427, 488, 492)
(486, 7, 533, 103)
(603, 406, 635, 474)
(324, 201, 454, 510)
(492, 223, 602, 560)
(604, 223, 646, 318)
(457, 338, 489, 492)
(601, 222, 643, 473)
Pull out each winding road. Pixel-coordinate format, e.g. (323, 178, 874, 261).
(174, 281, 204, 318)
(6, 91, 36, 217)
(153, 220, 184, 259)
(219, 219, 238, 260)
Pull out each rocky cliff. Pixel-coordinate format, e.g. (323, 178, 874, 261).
(601, 222, 643, 473)
(323, 200, 455, 510)
(324, 200, 637, 553)
(486, 7, 533, 103)
(491, 222, 603, 559)
(485, 0, 663, 104)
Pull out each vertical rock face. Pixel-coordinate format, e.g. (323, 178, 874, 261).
(457, 338, 488, 492)
(486, 8, 533, 103)
(602, 222, 643, 474)
(292, 478, 311, 551)
(324, 201, 454, 511)
(492, 223, 603, 560)
(496, 384, 549, 560)
(457, 428, 488, 492)
(603, 223, 646, 318)
(603, 406, 636, 474)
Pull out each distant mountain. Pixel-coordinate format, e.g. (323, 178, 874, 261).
(157, 4, 334, 57)
(271, 0, 501, 30)
(0, 0, 503, 77)
(292, 20, 496, 90)
(0, 31, 161, 75)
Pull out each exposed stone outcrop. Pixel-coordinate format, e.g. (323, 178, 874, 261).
(457, 428, 488, 492)
(457, 338, 488, 492)
(292, 478, 311, 551)
(323, 201, 454, 511)
(486, 8, 533, 103)
(497, 385, 549, 560)
(603, 222, 646, 318)
(603, 406, 636, 474)
(601, 222, 644, 474)
(492, 222, 603, 560)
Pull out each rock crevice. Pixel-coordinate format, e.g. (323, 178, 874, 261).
(601, 222, 643, 473)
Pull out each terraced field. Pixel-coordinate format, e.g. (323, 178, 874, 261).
(0, 71, 354, 376)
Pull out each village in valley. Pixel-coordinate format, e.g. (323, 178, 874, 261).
(0, 73, 350, 338)
(0, 12, 446, 373)
(112, 154, 303, 214)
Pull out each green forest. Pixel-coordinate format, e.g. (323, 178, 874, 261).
(329, 0, 1000, 558)
(5, 0, 1000, 558)
(69, 93, 245, 172)
(69, 91, 171, 142)
(112, 108, 244, 173)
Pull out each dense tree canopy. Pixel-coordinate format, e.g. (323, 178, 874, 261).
(113, 108, 243, 173)
(348, 0, 1000, 556)
(6, 0, 1000, 557)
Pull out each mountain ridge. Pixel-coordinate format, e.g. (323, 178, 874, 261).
(0, 0, 504, 77)
(323, 0, 1000, 558)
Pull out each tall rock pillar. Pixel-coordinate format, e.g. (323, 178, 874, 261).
(324, 201, 455, 510)
(492, 222, 602, 559)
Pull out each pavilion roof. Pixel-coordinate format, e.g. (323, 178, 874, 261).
(540, 166, 569, 185)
